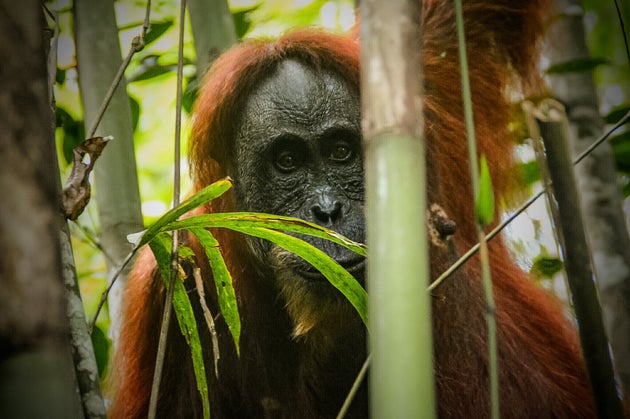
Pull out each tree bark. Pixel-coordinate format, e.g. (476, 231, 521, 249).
(0, 1, 81, 417)
(532, 101, 624, 417)
(547, 0, 630, 398)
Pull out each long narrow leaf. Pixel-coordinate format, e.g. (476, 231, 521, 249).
(129, 178, 233, 247)
(149, 233, 210, 418)
(475, 155, 495, 227)
(160, 212, 366, 256)
(188, 227, 241, 354)
(227, 225, 367, 326)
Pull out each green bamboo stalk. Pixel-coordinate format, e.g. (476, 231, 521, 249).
(360, 0, 436, 417)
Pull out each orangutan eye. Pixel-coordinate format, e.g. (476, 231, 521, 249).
(275, 149, 300, 172)
(329, 142, 352, 163)
(329, 141, 353, 163)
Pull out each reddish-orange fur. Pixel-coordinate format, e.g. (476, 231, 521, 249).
(110, 1, 597, 417)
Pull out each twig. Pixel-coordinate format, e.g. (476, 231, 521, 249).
(71, 222, 116, 266)
(613, 0, 630, 69)
(86, 40, 145, 138)
(573, 110, 630, 166)
(453, 0, 498, 414)
(148, 1, 187, 417)
(336, 354, 371, 419)
(193, 268, 220, 378)
(428, 110, 630, 291)
(88, 249, 136, 334)
(85, 0, 153, 138)
(84, 0, 154, 331)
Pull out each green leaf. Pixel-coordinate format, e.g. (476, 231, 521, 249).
(55, 106, 85, 165)
(155, 210, 366, 324)
(610, 130, 630, 172)
(519, 160, 541, 186)
(90, 325, 111, 378)
(178, 244, 195, 260)
(56, 68, 66, 84)
(143, 20, 174, 46)
(129, 178, 233, 247)
(476, 155, 495, 227)
(546, 57, 609, 74)
(149, 233, 210, 419)
(231, 4, 260, 40)
(530, 256, 564, 279)
(604, 105, 630, 125)
(128, 63, 172, 82)
(129, 95, 140, 132)
(188, 227, 241, 354)
(162, 212, 366, 257)
(183, 74, 199, 114)
(227, 226, 367, 327)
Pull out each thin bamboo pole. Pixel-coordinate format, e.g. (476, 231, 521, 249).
(360, 0, 436, 417)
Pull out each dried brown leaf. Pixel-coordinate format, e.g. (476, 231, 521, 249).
(62, 136, 112, 220)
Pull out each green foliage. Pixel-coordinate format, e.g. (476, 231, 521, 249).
(134, 179, 368, 331)
(130, 178, 367, 411)
(604, 105, 630, 125)
(56, 107, 85, 165)
(128, 55, 195, 83)
(56, 67, 66, 84)
(232, 3, 261, 40)
(223, 224, 368, 325)
(580, 1, 630, 184)
(610, 130, 630, 173)
(546, 57, 609, 74)
(182, 73, 199, 114)
(519, 160, 541, 187)
(149, 232, 210, 419)
(129, 95, 140, 132)
(188, 227, 241, 353)
(530, 255, 564, 279)
(90, 324, 111, 379)
(476, 155, 495, 228)
(143, 20, 175, 46)
(129, 178, 233, 248)
(164, 212, 366, 256)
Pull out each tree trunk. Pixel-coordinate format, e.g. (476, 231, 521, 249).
(74, 0, 145, 344)
(188, 0, 237, 76)
(547, 0, 630, 398)
(0, 2, 81, 417)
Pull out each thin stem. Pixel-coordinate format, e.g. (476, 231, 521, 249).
(337, 354, 371, 419)
(454, 0, 497, 416)
(479, 228, 499, 418)
(429, 110, 630, 291)
(85, 0, 151, 138)
(454, 0, 479, 199)
(573, 110, 630, 166)
(88, 250, 136, 334)
(613, 0, 630, 69)
(428, 189, 546, 291)
(148, 1, 187, 417)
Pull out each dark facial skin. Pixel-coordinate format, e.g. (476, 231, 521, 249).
(232, 59, 365, 286)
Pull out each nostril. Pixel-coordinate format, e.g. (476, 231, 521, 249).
(312, 201, 343, 224)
